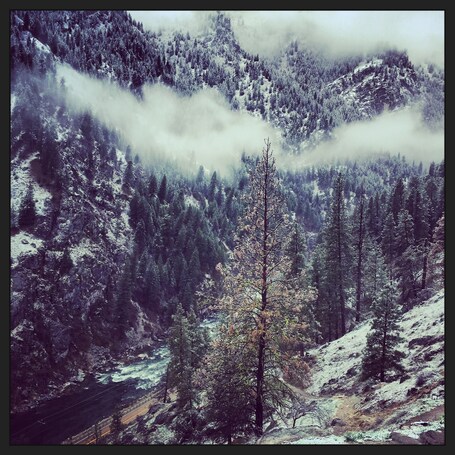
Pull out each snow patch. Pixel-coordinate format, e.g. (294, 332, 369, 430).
(184, 194, 200, 208)
(69, 238, 97, 264)
(290, 435, 346, 445)
(10, 152, 52, 217)
(32, 182, 52, 216)
(11, 231, 44, 266)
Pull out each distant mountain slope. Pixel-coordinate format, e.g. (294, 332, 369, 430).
(11, 11, 444, 147)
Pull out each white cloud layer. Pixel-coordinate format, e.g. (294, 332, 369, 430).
(287, 107, 444, 169)
(130, 10, 444, 67)
(57, 64, 282, 175)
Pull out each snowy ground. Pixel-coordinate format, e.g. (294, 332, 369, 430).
(10, 231, 44, 267)
(11, 152, 53, 219)
(259, 290, 445, 445)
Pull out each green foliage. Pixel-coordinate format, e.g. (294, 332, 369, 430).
(361, 255, 405, 382)
(168, 303, 208, 410)
(18, 183, 36, 228)
(286, 221, 306, 277)
(110, 408, 123, 443)
(158, 174, 167, 203)
(59, 248, 73, 275)
(201, 325, 255, 444)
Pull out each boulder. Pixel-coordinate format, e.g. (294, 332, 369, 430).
(346, 366, 357, 377)
(408, 335, 444, 349)
(331, 418, 346, 427)
(419, 430, 444, 445)
(390, 432, 421, 444)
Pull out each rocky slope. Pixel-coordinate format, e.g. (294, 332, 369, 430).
(108, 290, 444, 445)
(10, 10, 444, 416)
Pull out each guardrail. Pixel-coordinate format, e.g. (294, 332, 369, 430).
(61, 389, 160, 445)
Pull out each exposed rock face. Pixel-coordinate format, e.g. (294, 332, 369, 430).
(419, 430, 444, 445)
(390, 432, 421, 445)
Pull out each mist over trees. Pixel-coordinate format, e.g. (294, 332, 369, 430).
(10, 9, 444, 445)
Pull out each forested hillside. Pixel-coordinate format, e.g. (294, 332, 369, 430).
(10, 10, 444, 445)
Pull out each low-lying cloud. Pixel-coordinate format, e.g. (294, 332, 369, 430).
(56, 65, 443, 176)
(288, 107, 444, 169)
(229, 11, 444, 67)
(57, 64, 282, 175)
(130, 11, 444, 67)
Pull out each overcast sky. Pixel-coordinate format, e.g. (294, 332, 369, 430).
(130, 10, 444, 67)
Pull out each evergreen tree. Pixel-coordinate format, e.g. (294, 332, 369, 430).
(123, 161, 134, 191)
(322, 172, 351, 337)
(428, 212, 444, 289)
(311, 243, 331, 343)
(125, 144, 132, 162)
(60, 248, 73, 275)
(134, 219, 147, 252)
(285, 220, 306, 277)
(390, 178, 405, 222)
(352, 189, 367, 323)
(110, 408, 123, 443)
(196, 165, 205, 184)
(394, 209, 415, 256)
(18, 182, 36, 228)
(145, 260, 161, 311)
(168, 303, 195, 410)
(115, 259, 133, 341)
(362, 239, 383, 314)
(208, 171, 217, 201)
(361, 254, 405, 382)
(381, 212, 396, 264)
(148, 172, 157, 198)
(211, 140, 312, 435)
(200, 325, 255, 444)
(158, 174, 167, 203)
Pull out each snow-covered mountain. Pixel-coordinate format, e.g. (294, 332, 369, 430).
(10, 9, 444, 427)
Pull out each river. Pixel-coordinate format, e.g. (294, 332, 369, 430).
(10, 317, 218, 445)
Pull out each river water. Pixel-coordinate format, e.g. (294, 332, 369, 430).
(10, 317, 218, 445)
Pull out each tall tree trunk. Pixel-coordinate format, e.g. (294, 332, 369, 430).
(337, 193, 346, 336)
(355, 197, 365, 323)
(422, 239, 428, 290)
(380, 311, 388, 382)
(255, 148, 269, 436)
(163, 363, 169, 403)
(255, 330, 265, 435)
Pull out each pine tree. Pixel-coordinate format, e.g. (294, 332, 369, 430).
(362, 239, 383, 314)
(381, 212, 396, 264)
(145, 260, 161, 311)
(208, 171, 217, 201)
(134, 219, 147, 252)
(211, 140, 312, 435)
(110, 408, 123, 443)
(18, 182, 36, 228)
(286, 220, 306, 277)
(352, 189, 367, 323)
(427, 212, 444, 289)
(322, 172, 351, 337)
(123, 161, 134, 191)
(390, 178, 405, 222)
(158, 174, 167, 203)
(115, 259, 133, 341)
(361, 255, 405, 382)
(200, 325, 255, 444)
(168, 303, 195, 410)
(394, 209, 415, 256)
(148, 172, 157, 198)
(196, 165, 205, 185)
(60, 248, 73, 275)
